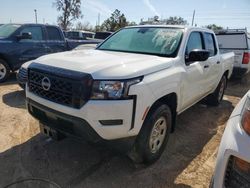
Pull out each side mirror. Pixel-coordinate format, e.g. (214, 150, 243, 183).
(16, 32, 32, 40)
(186, 49, 210, 63)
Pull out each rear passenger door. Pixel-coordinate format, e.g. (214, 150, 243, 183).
(203, 32, 222, 91)
(45, 26, 67, 54)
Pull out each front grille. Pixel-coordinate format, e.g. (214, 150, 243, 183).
(28, 63, 92, 109)
(224, 156, 250, 188)
(17, 67, 28, 82)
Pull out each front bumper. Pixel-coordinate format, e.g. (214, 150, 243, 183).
(28, 99, 102, 142)
(26, 89, 136, 140)
(212, 115, 250, 187)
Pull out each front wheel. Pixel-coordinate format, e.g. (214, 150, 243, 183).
(206, 75, 227, 106)
(0, 59, 10, 83)
(129, 104, 172, 164)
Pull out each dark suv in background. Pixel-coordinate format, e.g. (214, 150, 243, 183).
(0, 23, 101, 82)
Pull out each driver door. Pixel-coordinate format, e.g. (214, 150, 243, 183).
(181, 31, 210, 110)
(14, 25, 47, 68)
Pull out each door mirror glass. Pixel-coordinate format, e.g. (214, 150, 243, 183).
(17, 32, 32, 40)
(186, 49, 210, 63)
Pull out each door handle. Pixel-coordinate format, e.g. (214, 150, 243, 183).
(204, 65, 209, 69)
(216, 61, 221, 64)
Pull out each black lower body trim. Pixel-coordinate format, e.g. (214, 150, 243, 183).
(99, 119, 123, 126)
(130, 96, 137, 130)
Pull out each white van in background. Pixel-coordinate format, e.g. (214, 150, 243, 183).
(66, 30, 95, 40)
(216, 29, 250, 78)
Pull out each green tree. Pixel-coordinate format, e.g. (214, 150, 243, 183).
(206, 24, 223, 31)
(165, 16, 188, 25)
(53, 0, 82, 30)
(101, 9, 128, 32)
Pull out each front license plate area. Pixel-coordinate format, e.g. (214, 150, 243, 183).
(40, 123, 65, 140)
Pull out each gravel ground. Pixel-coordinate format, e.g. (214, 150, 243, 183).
(0, 73, 249, 188)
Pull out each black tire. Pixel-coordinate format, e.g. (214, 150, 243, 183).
(209, 175, 214, 188)
(206, 75, 227, 106)
(0, 59, 10, 83)
(130, 104, 172, 164)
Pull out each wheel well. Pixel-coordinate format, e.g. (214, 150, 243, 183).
(147, 93, 177, 133)
(0, 54, 12, 70)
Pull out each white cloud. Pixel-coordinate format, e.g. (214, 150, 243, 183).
(142, 0, 160, 17)
(84, 0, 112, 16)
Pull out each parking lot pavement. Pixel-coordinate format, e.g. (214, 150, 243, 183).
(0, 74, 249, 188)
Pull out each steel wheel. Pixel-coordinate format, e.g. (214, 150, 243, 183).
(149, 116, 167, 153)
(129, 104, 172, 164)
(0, 63, 6, 80)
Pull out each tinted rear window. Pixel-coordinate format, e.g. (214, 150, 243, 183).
(216, 33, 248, 49)
(94, 32, 112, 39)
(67, 32, 79, 38)
(46, 26, 63, 41)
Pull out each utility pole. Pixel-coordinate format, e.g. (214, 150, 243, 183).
(191, 9, 195, 26)
(98, 13, 100, 26)
(34, 9, 38, 24)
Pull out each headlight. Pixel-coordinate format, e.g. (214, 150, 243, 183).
(241, 96, 250, 135)
(90, 77, 142, 100)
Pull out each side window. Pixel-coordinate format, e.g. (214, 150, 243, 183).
(186, 32, 203, 55)
(20, 26, 43, 41)
(204, 33, 217, 56)
(46, 26, 63, 41)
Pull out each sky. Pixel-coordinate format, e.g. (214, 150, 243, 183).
(0, 0, 250, 30)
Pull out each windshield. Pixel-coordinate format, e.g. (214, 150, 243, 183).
(98, 27, 183, 57)
(0, 24, 21, 38)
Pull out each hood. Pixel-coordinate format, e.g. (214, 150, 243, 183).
(34, 49, 175, 79)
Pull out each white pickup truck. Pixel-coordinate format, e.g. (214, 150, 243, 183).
(216, 29, 250, 77)
(25, 25, 234, 164)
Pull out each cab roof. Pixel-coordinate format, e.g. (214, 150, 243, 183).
(125, 24, 214, 33)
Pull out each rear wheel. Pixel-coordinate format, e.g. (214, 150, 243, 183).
(0, 59, 10, 83)
(129, 104, 172, 164)
(206, 75, 227, 106)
